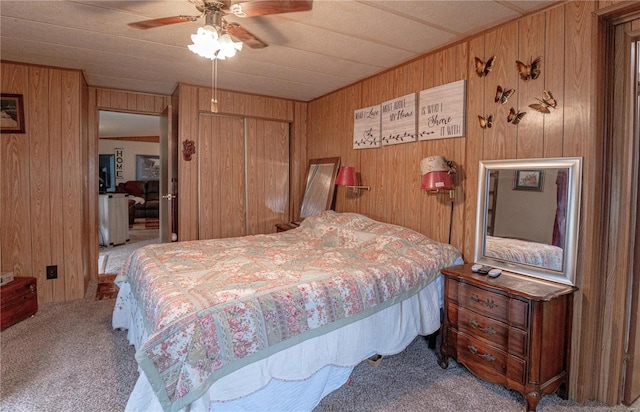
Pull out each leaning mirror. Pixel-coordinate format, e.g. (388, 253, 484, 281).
(299, 157, 340, 220)
(474, 157, 582, 285)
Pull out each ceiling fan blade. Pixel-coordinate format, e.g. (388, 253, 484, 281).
(229, 0, 312, 17)
(128, 15, 199, 29)
(226, 22, 268, 49)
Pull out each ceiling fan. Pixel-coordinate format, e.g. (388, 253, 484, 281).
(128, 0, 313, 49)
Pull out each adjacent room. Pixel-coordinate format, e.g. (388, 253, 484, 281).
(2, 1, 640, 411)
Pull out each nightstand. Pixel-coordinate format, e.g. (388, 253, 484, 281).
(1, 277, 38, 330)
(439, 263, 577, 411)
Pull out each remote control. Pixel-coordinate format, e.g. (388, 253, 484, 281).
(471, 264, 482, 273)
(488, 268, 502, 278)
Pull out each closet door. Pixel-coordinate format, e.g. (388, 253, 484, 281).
(199, 114, 246, 239)
(245, 118, 290, 235)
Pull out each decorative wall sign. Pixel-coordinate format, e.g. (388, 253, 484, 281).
(353, 105, 381, 148)
(114, 148, 125, 180)
(418, 80, 466, 140)
(380, 93, 417, 146)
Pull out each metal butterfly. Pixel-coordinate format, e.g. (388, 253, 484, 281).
(474, 56, 496, 77)
(528, 90, 557, 114)
(478, 114, 493, 129)
(515, 56, 542, 81)
(495, 85, 515, 104)
(507, 107, 526, 125)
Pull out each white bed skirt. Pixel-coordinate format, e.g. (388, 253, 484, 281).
(114, 275, 445, 412)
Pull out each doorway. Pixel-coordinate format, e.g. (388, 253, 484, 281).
(603, 10, 640, 406)
(97, 111, 161, 276)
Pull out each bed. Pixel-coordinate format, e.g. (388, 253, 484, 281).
(485, 235, 563, 271)
(112, 211, 461, 412)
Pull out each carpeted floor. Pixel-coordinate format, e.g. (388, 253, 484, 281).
(1, 289, 634, 412)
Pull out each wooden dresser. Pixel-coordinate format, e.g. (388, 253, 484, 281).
(1, 277, 38, 330)
(439, 264, 577, 411)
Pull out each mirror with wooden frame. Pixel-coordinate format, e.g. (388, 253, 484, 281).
(474, 157, 582, 285)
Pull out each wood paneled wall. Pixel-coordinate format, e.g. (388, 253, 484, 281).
(1, 62, 88, 303)
(173, 84, 303, 241)
(305, 1, 624, 404)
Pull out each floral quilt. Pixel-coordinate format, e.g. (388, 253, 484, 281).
(115, 211, 460, 412)
(485, 235, 563, 271)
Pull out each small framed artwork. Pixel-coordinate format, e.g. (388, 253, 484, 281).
(136, 155, 160, 180)
(1, 94, 25, 134)
(514, 169, 544, 191)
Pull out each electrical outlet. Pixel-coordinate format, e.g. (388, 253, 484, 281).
(46, 265, 58, 280)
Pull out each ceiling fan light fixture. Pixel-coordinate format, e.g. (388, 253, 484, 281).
(188, 26, 223, 59)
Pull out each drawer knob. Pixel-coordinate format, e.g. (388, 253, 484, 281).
(29, 284, 35, 293)
(470, 294, 497, 309)
(468, 345, 495, 362)
(469, 319, 496, 335)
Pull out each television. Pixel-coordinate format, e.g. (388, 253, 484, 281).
(99, 154, 116, 193)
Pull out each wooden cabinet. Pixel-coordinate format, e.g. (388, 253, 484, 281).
(99, 193, 129, 247)
(439, 264, 577, 411)
(1, 277, 38, 330)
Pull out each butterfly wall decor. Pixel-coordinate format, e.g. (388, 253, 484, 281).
(515, 56, 542, 81)
(495, 85, 515, 104)
(529, 90, 557, 113)
(507, 107, 526, 125)
(478, 114, 493, 129)
(474, 56, 496, 77)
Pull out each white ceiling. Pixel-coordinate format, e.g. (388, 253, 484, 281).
(1, 0, 559, 104)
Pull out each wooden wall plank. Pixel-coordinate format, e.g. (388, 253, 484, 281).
(516, 12, 546, 158)
(484, 21, 519, 161)
(464, 35, 488, 261)
(543, 6, 566, 158)
(61, 70, 84, 300)
(48, 69, 66, 302)
(1, 62, 31, 279)
(28, 66, 52, 303)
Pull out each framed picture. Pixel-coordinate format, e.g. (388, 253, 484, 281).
(136, 155, 160, 180)
(1, 94, 25, 134)
(513, 169, 544, 191)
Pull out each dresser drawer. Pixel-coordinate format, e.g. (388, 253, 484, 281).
(457, 331, 508, 377)
(458, 306, 508, 349)
(459, 283, 509, 323)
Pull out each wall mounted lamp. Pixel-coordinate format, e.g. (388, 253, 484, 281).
(420, 156, 456, 199)
(421, 155, 457, 244)
(336, 166, 371, 194)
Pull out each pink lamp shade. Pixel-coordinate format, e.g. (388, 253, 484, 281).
(420, 156, 455, 191)
(336, 166, 357, 186)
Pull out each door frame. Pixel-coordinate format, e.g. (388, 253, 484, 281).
(599, 4, 640, 405)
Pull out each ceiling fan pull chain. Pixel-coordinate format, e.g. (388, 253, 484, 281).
(211, 58, 218, 113)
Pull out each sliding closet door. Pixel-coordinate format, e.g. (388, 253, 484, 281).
(245, 118, 289, 235)
(199, 114, 246, 239)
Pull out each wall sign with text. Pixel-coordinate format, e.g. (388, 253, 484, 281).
(353, 104, 381, 148)
(418, 79, 466, 140)
(380, 93, 417, 146)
